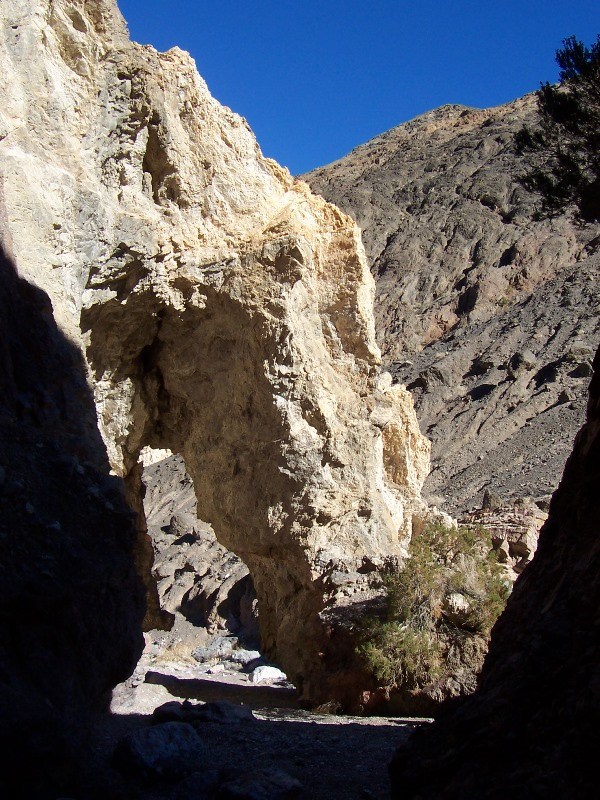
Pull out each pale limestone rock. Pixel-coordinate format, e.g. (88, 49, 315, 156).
(140, 446, 174, 468)
(0, 0, 433, 706)
(442, 592, 472, 627)
(461, 497, 547, 578)
(250, 665, 288, 684)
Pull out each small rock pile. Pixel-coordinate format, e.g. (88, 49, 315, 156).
(191, 635, 289, 685)
(461, 493, 547, 578)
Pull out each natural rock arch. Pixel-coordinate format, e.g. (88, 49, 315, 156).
(0, 0, 434, 708)
(81, 235, 432, 706)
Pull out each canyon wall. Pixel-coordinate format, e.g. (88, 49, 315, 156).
(0, 233, 145, 793)
(0, 0, 435, 713)
(389, 343, 600, 798)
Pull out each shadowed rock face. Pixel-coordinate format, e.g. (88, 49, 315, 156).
(304, 100, 600, 513)
(0, 0, 436, 709)
(0, 241, 145, 794)
(389, 346, 600, 798)
(142, 452, 256, 636)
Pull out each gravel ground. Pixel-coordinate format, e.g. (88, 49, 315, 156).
(80, 630, 427, 800)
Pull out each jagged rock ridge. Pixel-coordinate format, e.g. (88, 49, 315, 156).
(0, 0, 437, 714)
(304, 98, 600, 512)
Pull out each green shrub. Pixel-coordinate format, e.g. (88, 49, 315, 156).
(360, 624, 443, 688)
(358, 521, 510, 692)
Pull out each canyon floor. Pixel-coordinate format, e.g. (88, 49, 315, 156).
(83, 625, 425, 800)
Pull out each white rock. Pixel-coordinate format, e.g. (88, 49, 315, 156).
(443, 592, 472, 626)
(250, 666, 288, 684)
(205, 663, 226, 675)
(230, 649, 262, 666)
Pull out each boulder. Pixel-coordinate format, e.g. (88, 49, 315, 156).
(113, 722, 204, 782)
(192, 637, 238, 664)
(192, 701, 255, 724)
(441, 592, 472, 627)
(250, 666, 288, 685)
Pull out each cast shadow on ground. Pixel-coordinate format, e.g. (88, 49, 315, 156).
(145, 669, 299, 709)
(85, 694, 423, 800)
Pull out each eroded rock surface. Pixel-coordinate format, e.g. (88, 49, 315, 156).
(0, 0, 435, 709)
(142, 453, 257, 637)
(305, 99, 600, 512)
(462, 495, 547, 578)
(389, 343, 600, 799)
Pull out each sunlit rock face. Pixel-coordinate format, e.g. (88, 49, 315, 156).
(0, 0, 435, 707)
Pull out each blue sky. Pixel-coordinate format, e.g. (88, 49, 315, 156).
(118, 1, 599, 175)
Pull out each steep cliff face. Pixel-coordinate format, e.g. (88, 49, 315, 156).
(305, 100, 600, 512)
(389, 344, 600, 798)
(0, 0, 434, 710)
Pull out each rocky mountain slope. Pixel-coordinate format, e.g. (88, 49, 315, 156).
(142, 452, 257, 638)
(304, 98, 600, 513)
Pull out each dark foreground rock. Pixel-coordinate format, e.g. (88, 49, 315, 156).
(216, 767, 303, 800)
(114, 722, 204, 782)
(0, 244, 145, 798)
(389, 347, 600, 798)
(152, 698, 256, 725)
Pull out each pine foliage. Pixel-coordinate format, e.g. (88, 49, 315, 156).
(516, 35, 600, 221)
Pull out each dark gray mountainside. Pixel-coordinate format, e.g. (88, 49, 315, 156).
(304, 96, 600, 513)
(389, 342, 600, 799)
